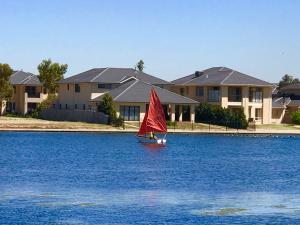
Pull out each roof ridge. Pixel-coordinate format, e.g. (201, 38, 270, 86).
(220, 70, 235, 84)
(114, 80, 139, 101)
(19, 72, 33, 84)
(10, 71, 21, 78)
(23, 74, 39, 84)
(137, 80, 198, 103)
(90, 67, 109, 82)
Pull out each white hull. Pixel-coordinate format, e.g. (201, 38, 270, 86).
(137, 136, 167, 145)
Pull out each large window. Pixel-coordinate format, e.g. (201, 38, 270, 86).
(75, 84, 80, 93)
(195, 87, 204, 97)
(228, 87, 242, 102)
(98, 83, 112, 89)
(255, 108, 262, 120)
(249, 87, 263, 103)
(120, 106, 140, 121)
(25, 86, 37, 97)
(208, 87, 220, 102)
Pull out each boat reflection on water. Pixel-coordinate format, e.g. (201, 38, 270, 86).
(140, 142, 166, 151)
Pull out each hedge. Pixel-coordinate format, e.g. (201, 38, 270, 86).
(195, 104, 248, 129)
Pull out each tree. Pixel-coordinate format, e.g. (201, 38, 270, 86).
(97, 94, 123, 126)
(279, 74, 299, 88)
(291, 111, 300, 125)
(37, 59, 68, 94)
(0, 63, 14, 113)
(97, 94, 116, 120)
(136, 60, 144, 72)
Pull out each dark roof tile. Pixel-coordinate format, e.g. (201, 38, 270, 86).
(91, 80, 198, 104)
(172, 67, 272, 86)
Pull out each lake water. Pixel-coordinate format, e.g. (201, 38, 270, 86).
(0, 132, 300, 224)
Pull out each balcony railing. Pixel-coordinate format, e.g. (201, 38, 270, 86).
(26, 92, 41, 98)
(228, 94, 242, 102)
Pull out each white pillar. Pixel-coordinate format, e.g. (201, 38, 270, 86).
(179, 105, 182, 122)
(171, 104, 175, 122)
(190, 105, 195, 123)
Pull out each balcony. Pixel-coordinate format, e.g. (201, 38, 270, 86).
(208, 88, 220, 102)
(228, 87, 242, 102)
(25, 92, 46, 103)
(228, 94, 242, 102)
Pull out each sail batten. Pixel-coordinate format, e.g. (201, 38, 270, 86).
(137, 88, 167, 136)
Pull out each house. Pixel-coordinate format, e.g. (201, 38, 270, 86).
(279, 83, 300, 99)
(171, 67, 273, 124)
(57, 67, 171, 111)
(2, 71, 47, 115)
(275, 83, 300, 123)
(57, 67, 198, 122)
(90, 80, 198, 122)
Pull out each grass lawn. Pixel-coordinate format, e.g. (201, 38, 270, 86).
(256, 123, 300, 130)
(0, 116, 113, 130)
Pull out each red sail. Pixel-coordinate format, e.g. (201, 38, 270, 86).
(137, 88, 167, 136)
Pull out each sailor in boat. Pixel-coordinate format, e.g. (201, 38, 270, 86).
(149, 131, 157, 140)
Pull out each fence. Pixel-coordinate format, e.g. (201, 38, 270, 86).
(41, 108, 108, 124)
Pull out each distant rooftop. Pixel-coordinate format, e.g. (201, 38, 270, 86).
(60, 67, 170, 85)
(9, 71, 41, 85)
(281, 82, 300, 90)
(172, 67, 272, 86)
(91, 80, 198, 104)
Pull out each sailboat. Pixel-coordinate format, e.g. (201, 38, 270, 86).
(137, 88, 167, 144)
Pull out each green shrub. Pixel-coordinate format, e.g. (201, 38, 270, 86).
(291, 111, 300, 125)
(31, 94, 57, 118)
(97, 94, 123, 126)
(195, 103, 248, 129)
(112, 116, 123, 127)
(166, 120, 177, 127)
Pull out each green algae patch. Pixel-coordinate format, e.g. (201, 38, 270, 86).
(216, 208, 247, 216)
(31, 193, 58, 198)
(76, 202, 96, 207)
(192, 208, 247, 216)
(272, 204, 286, 209)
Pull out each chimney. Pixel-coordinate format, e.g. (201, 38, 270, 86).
(195, 71, 204, 77)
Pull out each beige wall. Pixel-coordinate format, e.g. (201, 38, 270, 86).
(4, 84, 46, 115)
(58, 83, 117, 110)
(171, 84, 273, 124)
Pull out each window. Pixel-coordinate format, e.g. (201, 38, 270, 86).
(25, 86, 37, 97)
(67, 84, 70, 91)
(255, 108, 262, 120)
(65, 104, 68, 109)
(119, 106, 140, 121)
(75, 104, 77, 109)
(196, 87, 204, 96)
(156, 84, 164, 89)
(180, 88, 184, 96)
(249, 87, 263, 103)
(53, 104, 55, 109)
(228, 87, 242, 102)
(208, 87, 220, 102)
(83, 104, 85, 110)
(13, 86, 16, 94)
(13, 102, 16, 111)
(75, 84, 80, 93)
(98, 83, 112, 89)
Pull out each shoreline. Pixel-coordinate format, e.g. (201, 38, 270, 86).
(1, 128, 300, 135)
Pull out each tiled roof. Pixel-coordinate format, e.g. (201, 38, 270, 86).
(288, 99, 300, 107)
(59, 68, 170, 85)
(281, 82, 300, 90)
(9, 71, 41, 85)
(91, 80, 198, 104)
(272, 97, 290, 108)
(172, 67, 272, 86)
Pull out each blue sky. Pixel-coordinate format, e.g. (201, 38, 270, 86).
(1, 0, 299, 82)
